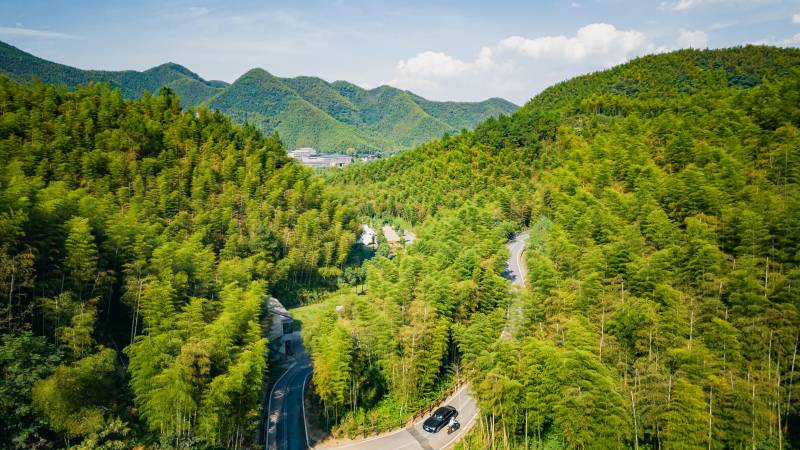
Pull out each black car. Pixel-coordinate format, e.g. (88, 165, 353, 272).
(422, 406, 458, 433)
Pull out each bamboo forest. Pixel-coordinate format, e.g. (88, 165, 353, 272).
(1, 35, 800, 450)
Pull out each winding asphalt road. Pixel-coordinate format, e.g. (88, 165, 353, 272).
(501, 231, 529, 340)
(266, 231, 529, 449)
(315, 384, 477, 450)
(505, 231, 529, 288)
(266, 330, 313, 450)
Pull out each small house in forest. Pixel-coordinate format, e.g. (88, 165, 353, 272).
(382, 225, 401, 250)
(359, 224, 377, 247)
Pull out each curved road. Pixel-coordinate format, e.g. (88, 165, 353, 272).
(315, 384, 477, 450)
(267, 231, 529, 449)
(502, 231, 529, 340)
(266, 330, 313, 450)
(505, 231, 529, 288)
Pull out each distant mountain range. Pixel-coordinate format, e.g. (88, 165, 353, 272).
(0, 41, 518, 153)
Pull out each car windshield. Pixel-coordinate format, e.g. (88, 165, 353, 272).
(433, 409, 448, 419)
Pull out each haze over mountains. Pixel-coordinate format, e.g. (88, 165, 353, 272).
(0, 41, 517, 153)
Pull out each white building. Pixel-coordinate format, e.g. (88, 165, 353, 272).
(288, 147, 317, 158)
(382, 225, 401, 247)
(359, 224, 376, 247)
(288, 148, 353, 168)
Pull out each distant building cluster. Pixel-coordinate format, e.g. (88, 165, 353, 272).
(287, 148, 379, 169)
(359, 223, 416, 255)
(360, 224, 377, 247)
(267, 297, 295, 356)
(288, 147, 352, 168)
(382, 225, 401, 248)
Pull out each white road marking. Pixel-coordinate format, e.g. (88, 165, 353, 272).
(302, 370, 312, 449)
(267, 362, 297, 450)
(302, 233, 526, 450)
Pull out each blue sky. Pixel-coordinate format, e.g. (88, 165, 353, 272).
(1, 0, 799, 104)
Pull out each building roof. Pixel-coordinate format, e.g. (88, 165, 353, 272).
(359, 224, 376, 245)
(382, 225, 401, 244)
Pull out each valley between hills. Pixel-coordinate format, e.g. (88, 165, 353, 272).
(0, 40, 517, 155)
(1, 42, 799, 450)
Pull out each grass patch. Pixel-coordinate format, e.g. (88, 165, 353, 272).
(322, 374, 457, 439)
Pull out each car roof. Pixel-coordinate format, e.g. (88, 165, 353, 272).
(435, 406, 455, 413)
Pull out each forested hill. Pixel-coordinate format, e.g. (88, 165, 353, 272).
(0, 78, 357, 448)
(0, 41, 517, 153)
(0, 41, 225, 105)
(334, 45, 800, 221)
(307, 45, 800, 448)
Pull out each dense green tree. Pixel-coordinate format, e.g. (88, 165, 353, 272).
(0, 332, 60, 449)
(0, 74, 357, 448)
(660, 377, 708, 449)
(302, 46, 800, 448)
(4, 44, 800, 449)
(63, 217, 98, 299)
(32, 348, 117, 443)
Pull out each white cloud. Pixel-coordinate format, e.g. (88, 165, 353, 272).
(386, 46, 519, 101)
(666, 0, 773, 11)
(793, 14, 800, 24)
(499, 23, 647, 66)
(750, 28, 800, 47)
(396, 46, 495, 78)
(187, 6, 211, 17)
(771, 33, 800, 47)
(710, 20, 738, 30)
(649, 28, 708, 52)
(353, 80, 375, 90)
(397, 51, 472, 77)
(475, 47, 494, 70)
(676, 29, 708, 48)
(389, 24, 716, 101)
(381, 76, 440, 93)
(672, 0, 711, 11)
(0, 26, 77, 39)
(571, 2, 581, 7)
(387, 25, 714, 102)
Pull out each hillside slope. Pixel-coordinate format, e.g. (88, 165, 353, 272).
(311, 45, 800, 448)
(0, 41, 517, 153)
(0, 41, 225, 104)
(0, 78, 358, 449)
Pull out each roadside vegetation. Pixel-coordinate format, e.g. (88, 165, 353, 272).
(306, 46, 800, 449)
(0, 41, 518, 155)
(0, 79, 356, 449)
(2, 45, 800, 449)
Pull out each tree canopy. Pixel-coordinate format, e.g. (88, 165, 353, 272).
(303, 46, 800, 449)
(0, 77, 356, 448)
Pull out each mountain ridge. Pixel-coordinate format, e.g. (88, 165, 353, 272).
(318, 45, 800, 448)
(0, 40, 517, 153)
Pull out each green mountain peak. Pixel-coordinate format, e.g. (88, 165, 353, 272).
(0, 40, 518, 153)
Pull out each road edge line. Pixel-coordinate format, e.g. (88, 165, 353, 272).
(440, 407, 478, 450)
(323, 427, 409, 449)
(302, 370, 313, 449)
(320, 383, 471, 449)
(516, 233, 528, 288)
(266, 361, 297, 449)
(409, 383, 468, 428)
